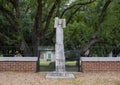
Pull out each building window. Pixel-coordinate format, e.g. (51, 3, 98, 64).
(47, 53, 51, 61)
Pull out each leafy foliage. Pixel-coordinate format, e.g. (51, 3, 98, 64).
(0, 0, 120, 56)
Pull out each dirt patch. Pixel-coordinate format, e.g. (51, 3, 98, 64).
(0, 72, 120, 85)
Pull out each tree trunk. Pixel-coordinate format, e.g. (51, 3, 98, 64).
(20, 39, 33, 56)
(32, 0, 42, 56)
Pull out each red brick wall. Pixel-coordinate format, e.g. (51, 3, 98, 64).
(81, 61, 120, 72)
(0, 61, 36, 72)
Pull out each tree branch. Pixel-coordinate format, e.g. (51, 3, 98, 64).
(80, 38, 104, 55)
(32, 0, 43, 46)
(44, 3, 56, 32)
(6, 0, 20, 18)
(92, 0, 112, 39)
(34, 0, 42, 36)
(99, 0, 112, 23)
(60, 0, 96, 18)
(0, 5, 18, 30)
(0, 5, 15, 19)
(80, 0, 112, 55)
(41, 1, 61, 44)
(0, 32, 18, 45)
(4, 14, 18, 30)
(66, 6, 81, 25)
(55, 0, 61, 17)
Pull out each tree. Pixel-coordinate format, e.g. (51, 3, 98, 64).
(0, 0, 120, 57)
(64, 0, 120, 56)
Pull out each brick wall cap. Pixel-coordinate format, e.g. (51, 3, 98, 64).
(81, 57, 120, 61)
(0, 57, 38, 61)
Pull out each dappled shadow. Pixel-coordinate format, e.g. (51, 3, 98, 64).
(39, 62, 78, 72)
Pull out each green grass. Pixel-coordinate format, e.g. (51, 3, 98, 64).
(40, 61, 77, 66)
(40, 61, 51, 66)
(65, 61, 76, 66)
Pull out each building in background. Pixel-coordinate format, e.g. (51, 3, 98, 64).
(38, 46, 55, 62)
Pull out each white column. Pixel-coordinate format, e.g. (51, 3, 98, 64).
(54, 17, 66, 72)
(46, 17, 74, 78)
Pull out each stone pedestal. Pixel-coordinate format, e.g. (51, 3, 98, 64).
(46, 72, 74, 78)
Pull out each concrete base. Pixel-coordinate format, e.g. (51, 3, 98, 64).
(46, 72, 75, 78)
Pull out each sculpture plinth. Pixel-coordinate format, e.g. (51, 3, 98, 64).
(46, 17, 74, 78)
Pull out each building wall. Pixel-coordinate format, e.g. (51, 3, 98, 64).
(81, 57, 120, 72)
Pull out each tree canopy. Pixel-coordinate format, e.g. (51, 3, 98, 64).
(0, 0, 120, 56)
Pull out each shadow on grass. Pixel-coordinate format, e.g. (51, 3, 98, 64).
(40, 61, 78, 72)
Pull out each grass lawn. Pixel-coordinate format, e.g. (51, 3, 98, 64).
(40, 61, 51, 66)
(40, 61, 77, 66)
(0, 72, 120, 85)
(65, 61, 76, 66)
